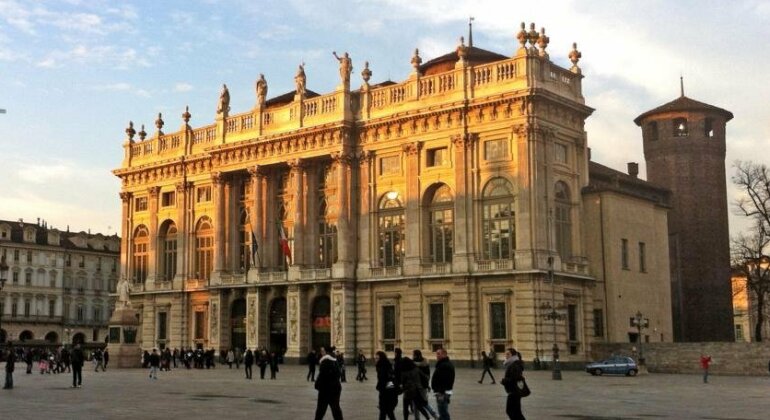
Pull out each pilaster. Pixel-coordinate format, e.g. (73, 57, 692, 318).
(332, 152, 354, 278)
(173, 182, 190, 288)
(403, 141, 422, 276)
(246, 288, 260, 349)
(208, 290, 222, 350)
(284, 285, 307, 360)
(146, 186, 160, 284)
(289, 159, 305, 267)
(356, 151, 375, 278)
(331, 281, 355, 355)
(212, 172, 226, 283)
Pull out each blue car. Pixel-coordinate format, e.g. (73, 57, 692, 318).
(585, 356, 638, 376)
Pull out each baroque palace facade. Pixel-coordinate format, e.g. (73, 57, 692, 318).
(114, 24, 673, 363)
(0, 219, 119, 346)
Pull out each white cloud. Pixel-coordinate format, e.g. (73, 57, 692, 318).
(174, 82, 194, 92)
(17, 162, 75, 184)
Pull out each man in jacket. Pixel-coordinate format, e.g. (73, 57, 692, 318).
(307, 349, 318, 382)
(3, 343, 15, 389)
(71, 343, 84, 388)
(314, 346, 343, 420)
(149, 348, 161, 379)
(431, 348, 455, 420)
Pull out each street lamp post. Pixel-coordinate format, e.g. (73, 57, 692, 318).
(540, 256, 564, 380)
(631, 310, 649, 373)
(0, 255, 9, 344)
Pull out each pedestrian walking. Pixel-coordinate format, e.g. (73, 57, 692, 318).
(501, 348, 526, 420)
(431, 348, 455, 420)
(3, 343, 15, 390)
(337, 351, 346, 383)
(307, 349, 318, 382)
(227, 349, 235, 369)
(149, 348, 160, 380)
(478, 351, 496, 384)
(94, 348, 105, 372)
(700, 354, 712, 383)
(400, 357, 430, 419)
(258, 350, 268, 379)
(269, 352, 279, 379)
(356, 350, 368, 382)
(103, 348, 109, 371)
(413, 349, 439, 419)
(314, 347, 343, 420)
(375, 351, 398, 420)
(71, 343, 84, 388)
(244, 349, 254, 379)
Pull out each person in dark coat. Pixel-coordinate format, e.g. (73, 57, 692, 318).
(258, 350, 268, 379)
(356, 350, 368, 382)
(71, 343, 85, 388)
(244, 349, 254, 379)
(269, 352, 279, 379)
(3, 344, 15, 389)
(375, 351, 398, 420)
(314, 347, 343, 420)
(478, 351, 496, 384)
(148, 348, 161, 379)
(501, 348, 526, 420)
(103, 348, 110, 371)
(307, 349, 318, 382)
(413, 349, 439, 419)
(431, 348, 455, 420)
(400, 357, 429, 419)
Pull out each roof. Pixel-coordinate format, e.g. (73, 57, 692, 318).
(0, 219, 119, 254)
(419, 46, 508, 75)
(582, 161, 671, 207)
(634, 95, 733, 126)
(265, 89, 320, 107)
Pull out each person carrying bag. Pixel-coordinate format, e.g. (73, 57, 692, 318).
(501, 348, 529, 420)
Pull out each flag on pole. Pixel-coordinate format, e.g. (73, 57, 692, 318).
(278, 222, 292, 265)
(250, 230, 259, 267)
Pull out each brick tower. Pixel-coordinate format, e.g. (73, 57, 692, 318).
(635, 83, 734, 342)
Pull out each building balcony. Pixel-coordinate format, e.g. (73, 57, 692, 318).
(257, 271, 288, 283)
(370, 266, 402, 278)
(153, 280, 173, 291)
(185, 279, 207, 290)
(299, 268, 331, 281)
(220, 273, 246, 285)
(420, 262, 451, 275)
(474, 259, 514, 272)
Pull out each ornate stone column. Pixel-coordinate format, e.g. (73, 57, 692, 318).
(331, 281, 354, 356)
(356, 151, 375, 278)
(289, 159, 305, 268)
(174, 181, 189, 288)
(119, 192, 133, 282)
(147, 186, 160, 285)
(208, 290, 223, 350)
(227, 177, 240, 273)
(212, 172, 226, 282)
(332, 152, 354, 278)
(246, 287, 261, 350)
(248, 166, 265, 275)
(284, 285, 307, 361)
(403, 142, 422, 276)
(451, 134, 475, 272)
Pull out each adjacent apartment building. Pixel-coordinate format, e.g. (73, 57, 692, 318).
(0, 219, 119, 346)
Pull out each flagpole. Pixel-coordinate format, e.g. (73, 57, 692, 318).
(248, 220, 262, 271)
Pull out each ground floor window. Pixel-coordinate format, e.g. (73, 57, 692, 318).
(489, 302, 506, 340)
(382, 305, 397, 352)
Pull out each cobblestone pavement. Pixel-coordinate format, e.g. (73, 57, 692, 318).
(1, 363, 769, 419)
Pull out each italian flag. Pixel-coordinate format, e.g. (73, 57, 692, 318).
(278, 223, 292, 265)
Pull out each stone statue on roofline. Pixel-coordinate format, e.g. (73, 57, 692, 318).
(294, 64, 306, 97)
(217, 84, 230, 114)
(256, 74, 268, 106)
(333, 51, 352, 87)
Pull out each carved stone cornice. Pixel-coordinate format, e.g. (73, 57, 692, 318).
(247, 165, 266, 179)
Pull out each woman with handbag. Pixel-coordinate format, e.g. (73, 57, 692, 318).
(375, 351, 398, 420)
(501, 348, 528, 420)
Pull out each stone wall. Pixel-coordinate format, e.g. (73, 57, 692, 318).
(591, 342, 770, 376)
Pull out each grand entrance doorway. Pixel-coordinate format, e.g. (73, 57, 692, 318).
(231, 298, 246, 351)
(311, 296, 331, 351)
(269, 297, 287, 354)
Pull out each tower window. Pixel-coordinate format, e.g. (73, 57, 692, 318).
(704, 118, 714, 138)
(673, 118, 688, 137)
(647, 121, 658, 141)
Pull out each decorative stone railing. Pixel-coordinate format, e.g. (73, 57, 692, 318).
(474, 259, 514, 272)
(370, 266, 402, 278)
(300, 268, 331, 280)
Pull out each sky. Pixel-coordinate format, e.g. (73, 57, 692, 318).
(0, 0, 768, 237)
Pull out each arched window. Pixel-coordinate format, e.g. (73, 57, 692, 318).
(195, 217, 214, 280)
(132, 226, 149, 283)
(160, 221, 177, 281)
(239, 209, 251, 272)
(482, 178, 515, 261)
(427, 184, 454, 263)
(318, 199, 338, 268)
(378, 193, 405, 267)
(673, 117, 688, 137)
(554, 181, 572, 259)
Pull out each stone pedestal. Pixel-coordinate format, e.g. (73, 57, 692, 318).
(106, 306, 142, 368)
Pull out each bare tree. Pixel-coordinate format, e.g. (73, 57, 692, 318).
(730, 223, 770, 341)
(732, 161, 770, 341)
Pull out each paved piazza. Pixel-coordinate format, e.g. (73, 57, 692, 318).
(1, 363, 768, 419)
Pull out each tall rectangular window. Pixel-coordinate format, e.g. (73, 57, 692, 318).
(429, 303, 445, 340)
(12, 272, 18, 284)
(14, 249, 19, 261)
(489, 302, 507, 340)
(24, 300, 31, 317)
(194, 311, 206, 339)
(135, 197, 148, 212)
(621, 239, 629, 270)
(426, 147, 448, 167)
(26, 251, 32, 263)
(196, 186, 212, 203)
(25, 271, 31, 285)
(638, 242, 646, 272)
(158, 312, 168, 340)
(382, 305, 396, 351)
(77, 305, 84, 322)
(49, 300, 56, 318)
(554, 143, 568, 164)
(161, 191, 176, 207)
(11, 300, 18, 317)
(93, 307, 102, 322)
(593, 308, 604, 337)
(567, 304, 578, 355)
